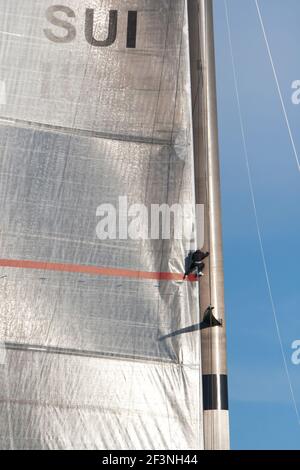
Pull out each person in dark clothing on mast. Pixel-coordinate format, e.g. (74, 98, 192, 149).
(183, 250, 209, 279)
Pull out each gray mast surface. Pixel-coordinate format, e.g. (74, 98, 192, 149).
(188, 0, 230, 450)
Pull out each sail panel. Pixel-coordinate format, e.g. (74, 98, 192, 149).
(0, 0, 187, 142)
(0, 350, 201, 450)
(0, 0, 203, 449)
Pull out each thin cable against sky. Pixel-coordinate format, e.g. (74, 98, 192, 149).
(254, 0, 300, 173)
(224, 0, 300, 426)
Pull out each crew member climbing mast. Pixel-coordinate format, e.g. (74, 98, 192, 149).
(184, 250, 209, 279)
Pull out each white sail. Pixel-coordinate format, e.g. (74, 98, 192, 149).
(0, 0, 204, 449)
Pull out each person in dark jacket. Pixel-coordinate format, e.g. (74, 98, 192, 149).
(184, 250, 209, 279)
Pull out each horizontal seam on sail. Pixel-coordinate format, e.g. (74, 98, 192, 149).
(2, 342, 201, 367)
(0, 116, 175, 146)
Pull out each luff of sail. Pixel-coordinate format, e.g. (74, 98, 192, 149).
(0, 1, 204, 449)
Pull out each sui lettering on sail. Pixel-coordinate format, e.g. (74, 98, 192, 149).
(44, 5, 138, 48)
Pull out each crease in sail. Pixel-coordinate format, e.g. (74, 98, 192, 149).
(0, 0, 204, 450)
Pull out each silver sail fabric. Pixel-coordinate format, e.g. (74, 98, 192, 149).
(0, 0, 203, 449)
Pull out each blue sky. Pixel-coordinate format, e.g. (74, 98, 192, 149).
(213, 0, 300, 450)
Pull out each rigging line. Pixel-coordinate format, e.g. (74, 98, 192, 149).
(224, 0, 300, 426)
(254, 0, 300, 173)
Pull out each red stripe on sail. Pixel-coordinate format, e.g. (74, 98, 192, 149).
(0, 259, 197, 282)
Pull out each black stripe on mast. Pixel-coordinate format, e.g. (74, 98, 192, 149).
(202, 375, 229, 410)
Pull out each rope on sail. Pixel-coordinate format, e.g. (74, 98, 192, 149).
(254, 0, 300, 173)
(224, 0, 300, 426)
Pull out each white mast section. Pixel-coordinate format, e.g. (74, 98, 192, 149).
(188, 0, 230, 449)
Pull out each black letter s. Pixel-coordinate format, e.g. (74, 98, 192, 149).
(44, 5, 76, 43)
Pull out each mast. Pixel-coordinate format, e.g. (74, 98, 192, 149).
(188, 0, 230, 449)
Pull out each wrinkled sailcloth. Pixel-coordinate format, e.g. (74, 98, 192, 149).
(0, 0, 203, 449)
